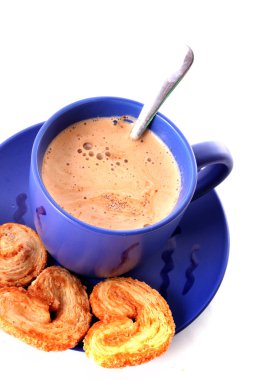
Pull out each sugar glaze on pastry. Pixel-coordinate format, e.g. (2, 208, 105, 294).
(0, 266, 91, 351)
(0, 223, 47, 287)
(84, 277, 175, 367)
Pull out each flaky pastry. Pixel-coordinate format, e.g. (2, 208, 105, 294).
(0, 223, 47, 287)
(84, 277, 175, 367)
(0, 266, 92, 351)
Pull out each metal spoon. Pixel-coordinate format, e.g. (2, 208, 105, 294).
(130, 45, 194, 140)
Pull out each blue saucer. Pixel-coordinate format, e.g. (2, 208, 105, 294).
(0, 124, 229, 338)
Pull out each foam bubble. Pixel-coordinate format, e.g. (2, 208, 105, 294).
(96, 153, 103, 160)
(83, 142, 93, 150)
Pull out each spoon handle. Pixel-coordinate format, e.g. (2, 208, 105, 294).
(130, 46, 194, 140)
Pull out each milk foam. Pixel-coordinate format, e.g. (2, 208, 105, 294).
(42, 117, 180, 230)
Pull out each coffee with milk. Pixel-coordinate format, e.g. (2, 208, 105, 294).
(41, 116, 181, 230)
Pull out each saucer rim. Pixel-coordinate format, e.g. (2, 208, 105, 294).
(0, 122, 44, 148)
(178, 195, 229, 333)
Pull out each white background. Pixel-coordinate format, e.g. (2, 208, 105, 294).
(0, 1, 251, 379)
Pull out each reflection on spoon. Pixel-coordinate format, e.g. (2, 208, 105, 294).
(130, 45, 194, 140)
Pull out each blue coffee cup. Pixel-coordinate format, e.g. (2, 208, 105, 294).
(29, 97, 233, 277)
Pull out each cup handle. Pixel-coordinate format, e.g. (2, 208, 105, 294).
(191, 142, 233, 201)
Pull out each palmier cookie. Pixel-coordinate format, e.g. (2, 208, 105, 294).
(84, 277, 175, 367)
(0, 223, 47, 287)
(0, 266, 92, 351)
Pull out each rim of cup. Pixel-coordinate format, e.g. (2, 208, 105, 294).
(30, 96, 197, 235)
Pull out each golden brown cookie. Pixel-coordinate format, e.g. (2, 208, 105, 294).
(84, 277, 175, 367)
(0, 223, 47, 287)
(0, 266, 92, 351)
